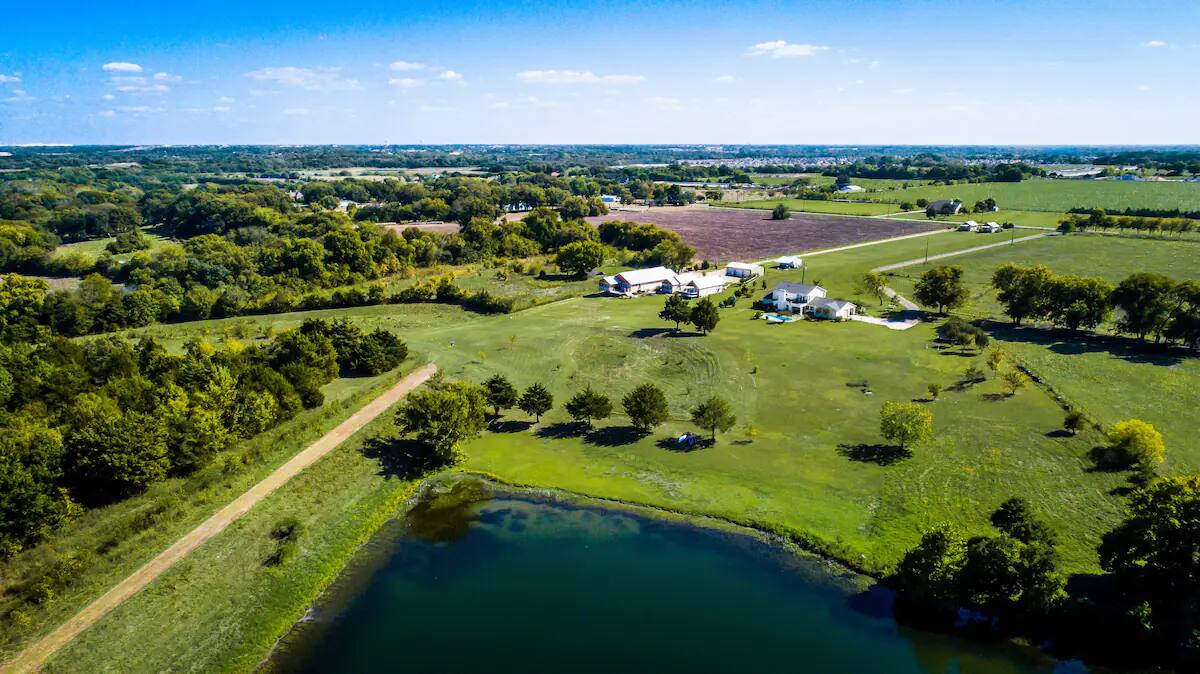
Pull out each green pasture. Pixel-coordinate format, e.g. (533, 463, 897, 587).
(865, 178, 1200, 213)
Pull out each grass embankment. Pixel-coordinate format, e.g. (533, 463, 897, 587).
(42, 386, 427, 673)
(0, 363, 420, 667)
(887, 234, 1200, 462)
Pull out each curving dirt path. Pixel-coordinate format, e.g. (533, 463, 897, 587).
(2, 363, 438, 674)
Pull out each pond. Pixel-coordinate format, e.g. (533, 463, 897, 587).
(263, 481, 1085, 674)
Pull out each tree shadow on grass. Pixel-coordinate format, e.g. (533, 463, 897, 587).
(837, 443, 912, 466)
(628, 327, 675, 339)
(981, 392, 1012, 402)
(585, 425, 646, 447)
(1045, 429, 1073, 439)
(491, 419, 533, 433)
(535, 421, 588, 439)
(360, 435, 450, 480)
(984, 321, 1187, 367)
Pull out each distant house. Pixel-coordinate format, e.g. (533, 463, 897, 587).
(600, 194, 623, 206)
(979, 222, 1003, 233)
(764, 282, 826, 312)
(1048, 167, 1105, 179)
(1119, 173, 1143, 181)
(725, 262, 764, 279)
(671, 272, 728, 298)
(928, 199, 964, 216)
(807, 297, 857, 321)
(774, 255, 803, 269)
(958, 220, 980, 232)
(836, 184, 865, 193)
(600, 267, 679, 296)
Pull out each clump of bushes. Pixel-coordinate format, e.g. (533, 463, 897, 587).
(264, 516, 303, 567)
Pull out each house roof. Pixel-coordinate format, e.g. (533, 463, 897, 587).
(929, 199, 962, 208)
(774, 255, 802, 265)
(726, 261, 761, 271)
(810, 297, 855, 311)
(771, 282, 823, 296)
(615, 266, 678, 286)
(689, 274, 728, 290)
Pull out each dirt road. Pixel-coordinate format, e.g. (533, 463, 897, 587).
(2, 363, 438, 674)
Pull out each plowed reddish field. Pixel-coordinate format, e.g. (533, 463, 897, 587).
(588, 207, 943, 260)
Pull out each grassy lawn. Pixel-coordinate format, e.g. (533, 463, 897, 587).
(723, 198, 899, 216)
(52, 228, 171, 262)
(886, 234, 1200, 460)
(863, 178, 1200, 213)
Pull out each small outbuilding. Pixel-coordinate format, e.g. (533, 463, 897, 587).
(725, 261, 764, 279)
(774, 255, 803, 269)
(805, 297, 857, 321)
(600, 266, 680, 296)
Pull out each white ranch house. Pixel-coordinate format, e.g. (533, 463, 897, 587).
(764, 282, 857, 321)
(599, 267, 680, 296)
(672, 272, 729, 298)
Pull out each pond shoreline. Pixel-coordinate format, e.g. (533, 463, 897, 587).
(258, 471, 1073, 673)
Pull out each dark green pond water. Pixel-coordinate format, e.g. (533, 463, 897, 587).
(266, 483, 1086, 674)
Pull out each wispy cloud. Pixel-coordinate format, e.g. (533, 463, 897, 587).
(153, 72, 181, 82)
(419, 103, 455, 112)
(102, 62, 143, 73)
(98, 110, 116, 118)
(1143, 40, 1170, 48)
(4, 89, 33, 103)
(712, 74, 736, 84)
(646, 96, 682, 111)
(111, 75, 169, 93)
(388, 77, 424, 88)
(1136, 84, 1152, 91)
(516, 69, 645, 85)
(282, 107, 310, 115)
(0, 74, 20, 84)
(389, 61, 426, 71)
(117, 104, 164, 114)
(439, 70, 464, 82)
(746, 40, 828, 58)
(244, 66, 359, 91)
(213, 105, 232, 112)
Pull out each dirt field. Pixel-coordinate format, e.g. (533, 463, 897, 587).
(587, 206, 944, 260)
(382, 221, 461, 234)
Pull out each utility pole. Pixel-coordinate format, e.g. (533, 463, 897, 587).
(924, 236, 930, 263)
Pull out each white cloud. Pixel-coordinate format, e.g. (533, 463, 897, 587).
(1143, 40, 1169, 48)
(388, 77, 424, 88)
(0, 74, 20, 83)
(1136, 84, 1152, 91)
(248, 88, 279, 96)
(419, 103, 455, 112)
(712, 74, 736, 84)
(282, 107, 310, 115)
(487, 96, 563, 111)
(439, 70, 464, 82)
(153, 72, 181, 82)
(389, 61, 426, 71)
(516, 69, 645, 85)
(746, 40, 829, 58)
(244, 66, 359, 91)
(102, 62, 143, 73)
(98, 110, 116, 118)
(102, 93, 115, 100)
(213, 105, 232, 112)
(118, 104, 163, 114)
(216, 96, 235, 104)
(646, 96, 682, 111)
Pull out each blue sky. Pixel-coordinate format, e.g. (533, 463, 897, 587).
(2, 0, 1198, 145)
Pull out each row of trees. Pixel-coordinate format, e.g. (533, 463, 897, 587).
(0, 318, 408, 556)
(1060, 209, 1200, 236)
(396, 376, 739, 463)
(993, 263, 1200, 346)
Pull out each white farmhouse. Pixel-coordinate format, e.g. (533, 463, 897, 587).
(764, 282, 826, 312)
(599, 267, 680, 296)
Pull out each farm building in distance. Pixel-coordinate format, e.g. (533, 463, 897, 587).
(774, 255, 803, 269)
(927, 199, 964, 215)
(599, 267, 679, 296)
(725, 262, 764, 278)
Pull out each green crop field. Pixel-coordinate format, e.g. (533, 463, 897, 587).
(864, 178, 1200, 213)
(886, 234, 1200, 458)
(896, 209, 1068, 229)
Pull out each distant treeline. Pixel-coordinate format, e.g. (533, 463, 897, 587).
(1067, 206, 1200, 220)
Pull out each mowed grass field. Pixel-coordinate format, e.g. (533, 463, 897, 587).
(865, 178, 1200, 213)
(886, 234, 1200, 460)
(108, 233, 1129, 576)
(896, 209, 1067, 229)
